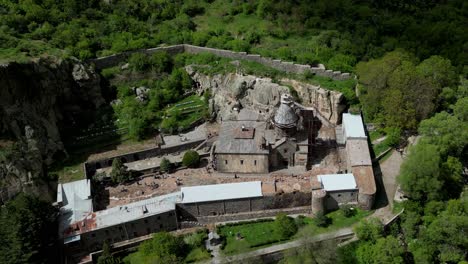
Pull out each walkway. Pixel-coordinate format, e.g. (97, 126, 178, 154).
(207, 227, 353, 264)
(372, 150, 404, 222)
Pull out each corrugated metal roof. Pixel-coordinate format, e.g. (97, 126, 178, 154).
(343, 113, 366, 139)
(57, 179, 93, 238)
(180, 181, 263, 204)
(95, 192, 181, 229)
(317, 173, 357, 191)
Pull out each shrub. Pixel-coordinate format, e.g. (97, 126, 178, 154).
(274, 213, 298, 239)
(182, 150, 200, 168)
(295, 215, 307, 228)
(160, 158, 172, 173)
(314, 211, 331, 227)
(341, 204, 357, 218)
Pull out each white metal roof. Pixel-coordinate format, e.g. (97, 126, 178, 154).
(57, 179, 93, 238)
(342, 113, 366, 139)
(180, 181, 263, 204)
(95, 192, 181, 229)
(318, 173, 357, 191)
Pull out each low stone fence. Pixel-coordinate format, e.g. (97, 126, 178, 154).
(88, 44, 351, 81)
(84, 139, 205, 178)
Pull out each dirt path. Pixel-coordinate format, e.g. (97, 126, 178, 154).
(372, 150, 404, 222)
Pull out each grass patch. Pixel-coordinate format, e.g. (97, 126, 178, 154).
(369, 130, 385, 142)
(49, 155, 86, 183)
(298, 208, 372, 236)
(372, 142, 391, 157)
(183, 230, 211, 263)
(218, 219, 285, 255)
(392, 201, 404, 214)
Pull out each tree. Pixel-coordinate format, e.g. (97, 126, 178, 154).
(398, 142, 442, 201)
(313, 211, 331, 227)
(0, 194, 58, 264)
(274, 213, 298, 239)
(129, 52, 150, 72)
(110, 158, 132, 184)
(354, 218, 383, 243)
(341, 204, 356, 218)
(130, 232, 184, 264)
(356, 237, 404, 264)
(97, 241, 121, 264)
(182, 150, 200, 168)
(160, 157, 172, 173)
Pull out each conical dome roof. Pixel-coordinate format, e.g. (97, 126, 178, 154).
(274, 103, 298, 127)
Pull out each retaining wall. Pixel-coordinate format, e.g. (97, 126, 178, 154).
(88, 44, 351, 81)
(84, 139, 204, 177)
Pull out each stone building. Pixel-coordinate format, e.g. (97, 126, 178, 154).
(177, 181, 263, 219)
(214, 94, 311, 173)
(311, 113, 376, 214)
(58, 181, 179, 259)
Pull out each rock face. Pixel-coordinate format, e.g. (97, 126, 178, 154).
(280, 79, 346, 124)
(186, 66, 289, 122)
(185, 66, 346, 125)
(0, 58, 104, 202)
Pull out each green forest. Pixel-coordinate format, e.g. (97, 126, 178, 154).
(0, 0, 467, 263)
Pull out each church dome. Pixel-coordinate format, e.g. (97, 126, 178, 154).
(274, 100, 298, 128)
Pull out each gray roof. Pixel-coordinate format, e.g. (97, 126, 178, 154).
(274, 103, 298, 127)
(95, 192, 181, 229)
(343, 113, 366, 139)
(346, 138, 372, 166)
(180, 181, 263, 203)
(317, 173, 357, 191)
(57, 179, 93, 238)
(216, 121, 270, 154)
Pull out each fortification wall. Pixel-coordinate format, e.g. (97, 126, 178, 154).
(84, 139, 204, 177)
(195, 206, 311, 224)
(89, 44, 352, 81)
(177, 191, 312, 223)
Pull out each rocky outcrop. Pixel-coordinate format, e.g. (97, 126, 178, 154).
(185, 66, 346, 125)
(0, 58, 104, 164)
(0, 58, 104, 201)
(280, 79, 346, 124)
(186, 66, 289, 122)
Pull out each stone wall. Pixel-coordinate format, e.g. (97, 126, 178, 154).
(177, 191, 312, 222)
(195, 206, 311, 224)
(324, 190, 359, 211)
(88, 44, 352, 81)
(216, 153, 269, 173)
(84, 139, 204, 177)
(76, 210, 177, 253)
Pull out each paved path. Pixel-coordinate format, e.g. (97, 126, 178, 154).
(372, 150, 404, 222)
(207, 228, 353, 264)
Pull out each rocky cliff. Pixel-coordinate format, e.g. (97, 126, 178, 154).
(0, 58, 104, 202)
(280, 79, 346, 125)
(186, 66, 346, 125)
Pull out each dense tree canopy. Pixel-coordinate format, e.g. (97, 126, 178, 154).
(0, 194, 58, 264)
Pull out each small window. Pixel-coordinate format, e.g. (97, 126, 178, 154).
(157, 216, 161, 220)
(240, 160, 244, 165)
(105, 230, 109, 235)
(144, 219, 148, 224)
(119, 226, 123, 230)
(169, 212, 173, 216)
(225, 160, 228, 165)
(338, 194, 341, 197)
(160, 224, 163, 228)
(91, 233, 96, 238)
(284, 149, 288, 153)
(146, 228, 151, 234)
(254, 160, 257, 166)
(351, 193, 354, 196)
(133, 232, 137, 237)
